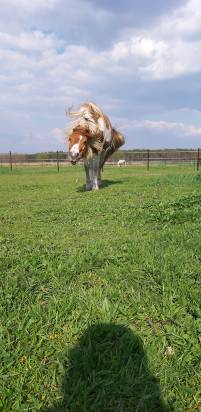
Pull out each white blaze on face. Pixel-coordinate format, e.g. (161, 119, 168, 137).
(70, 143, 79, 158)
(98, 117, 111, 143)
(70, 135, 82, 159)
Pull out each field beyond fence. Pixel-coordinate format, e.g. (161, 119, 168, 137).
(0, 148, 201, 172)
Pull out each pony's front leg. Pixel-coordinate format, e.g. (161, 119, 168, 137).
(91, 154, 101, 190)
(84, 161, 92, 191)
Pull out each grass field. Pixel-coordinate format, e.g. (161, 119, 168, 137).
(0, 165, 201, 411)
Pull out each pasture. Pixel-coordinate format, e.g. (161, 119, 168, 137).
(0, 165, 201, 411)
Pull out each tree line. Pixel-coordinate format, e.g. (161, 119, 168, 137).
(0, 149, 198, 162)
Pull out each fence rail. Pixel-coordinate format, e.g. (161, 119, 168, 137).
(0, 149, 200, 171)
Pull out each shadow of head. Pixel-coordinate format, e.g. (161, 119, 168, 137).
(76, 179, 123, 192)
(43, 323, 170, 411)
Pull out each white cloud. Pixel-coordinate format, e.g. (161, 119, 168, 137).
(1, 0, 201, 151)
(0, 30, 93, 114)
(1, 0, 201, 99)
(158, 0, 201, 37)
(123, 119, 201, 137)
(111, 36, 168, 61)
(1, 0, 57, 12)
(108, 0, 201, 79)
(0, 31, 62, 52)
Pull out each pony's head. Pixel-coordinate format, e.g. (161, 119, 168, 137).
(67, 126, 104, 164)
(67, 127, 91, 164)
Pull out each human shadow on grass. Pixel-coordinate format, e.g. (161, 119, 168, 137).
(76, 179, 123, 192)
(43, 323, 172, 412)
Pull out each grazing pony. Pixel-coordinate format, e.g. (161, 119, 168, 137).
(117, 159, 126, 166)
(66, 102, 125, 190)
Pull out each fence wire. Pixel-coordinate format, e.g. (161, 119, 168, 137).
(0, 149, 200, 171)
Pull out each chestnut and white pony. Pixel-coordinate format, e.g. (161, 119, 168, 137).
(66, 102, 125, 190)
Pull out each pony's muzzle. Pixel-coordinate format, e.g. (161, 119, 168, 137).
(70, 152, 81, 164)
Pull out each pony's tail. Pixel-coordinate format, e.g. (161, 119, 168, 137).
(103, 128, 125, 163)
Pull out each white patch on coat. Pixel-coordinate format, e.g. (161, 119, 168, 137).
(98, 117, 112, 143)
(98, 117, 105, 132)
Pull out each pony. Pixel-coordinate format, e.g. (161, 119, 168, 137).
(66, 102, 125, 190)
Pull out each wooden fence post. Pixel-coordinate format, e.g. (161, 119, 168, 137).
(147, 149, 150, 171)
(9, 151, 13, 172)
(197, 148, 200, 171)
(57, 151, 60, 172)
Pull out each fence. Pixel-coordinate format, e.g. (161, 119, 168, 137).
(0, 149, 200, 172)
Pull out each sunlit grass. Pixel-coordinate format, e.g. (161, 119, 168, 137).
(0, 165, 200, 411)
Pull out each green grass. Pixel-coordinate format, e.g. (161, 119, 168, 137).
(0, 165, 201, 411)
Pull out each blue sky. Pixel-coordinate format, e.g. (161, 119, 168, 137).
(1, 0, 201, 152)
